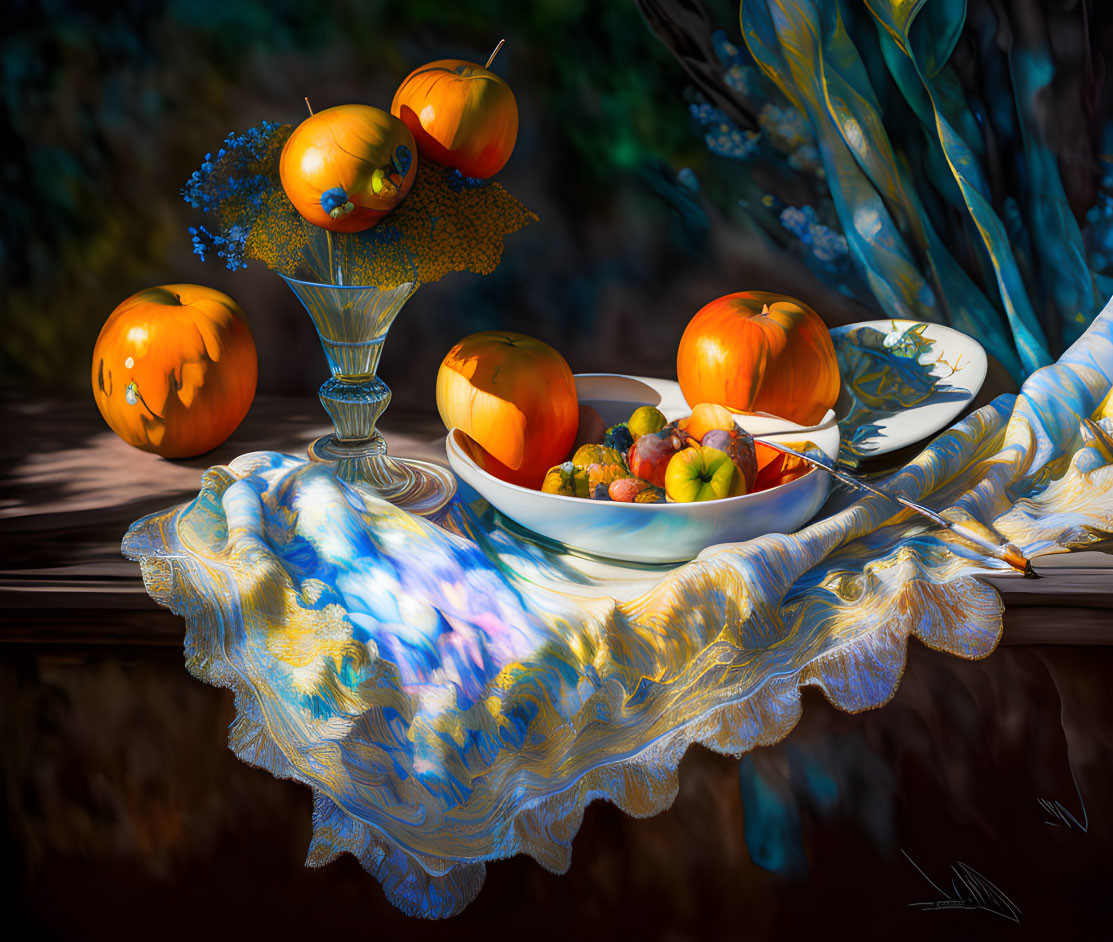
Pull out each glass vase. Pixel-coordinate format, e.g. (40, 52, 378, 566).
(280, 274, 456, 515)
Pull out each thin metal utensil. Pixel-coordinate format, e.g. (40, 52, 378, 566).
(756, 438, 1039, 577)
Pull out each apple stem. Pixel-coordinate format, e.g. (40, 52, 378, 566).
(304, 96, 314, 116)
(485, 39, 506, 70)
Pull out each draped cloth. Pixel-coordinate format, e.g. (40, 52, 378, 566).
(123, 300, 1113, 918)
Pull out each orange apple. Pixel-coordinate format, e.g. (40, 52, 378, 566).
(391, 43, 518, 179)
(279, 104, 417, 232)
(91, 285, 257, 457)
(677, 291, 840, 425)
(436, 331, 578, 489)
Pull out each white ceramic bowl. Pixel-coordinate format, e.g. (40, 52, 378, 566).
(445, 374, 840, 565)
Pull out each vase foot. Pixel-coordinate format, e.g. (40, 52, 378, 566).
(309, 435, 456, 516)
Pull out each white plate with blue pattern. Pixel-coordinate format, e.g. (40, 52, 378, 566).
(829, 319, 987, 463)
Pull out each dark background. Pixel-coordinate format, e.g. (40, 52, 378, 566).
(3, 0, 893, 413)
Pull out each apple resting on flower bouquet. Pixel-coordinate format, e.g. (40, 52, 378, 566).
(391, 40, 518, 180)
(279, 104, 417, 232)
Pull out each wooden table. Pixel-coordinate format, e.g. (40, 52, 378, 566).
(4, 397, 1112, 939)
(3, 396, 1109, 648)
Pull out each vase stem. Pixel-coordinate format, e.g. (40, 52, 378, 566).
(280, 275, 455, 515)
(318, 376, 391, 442)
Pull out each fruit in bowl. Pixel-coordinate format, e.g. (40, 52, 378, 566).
(542, 443, 634, 500)
(664, 445, 738, 502)
(628, 405, 667, 438)
(535, 400, 806, 505)
(541, 461, 588, 498)
(443, 373, 841, 564)
(607, 476, 665, 503)
(699, 428, 757, 493)
(603, 423, 635, 453)
(682, 402, 736, 443)
(754, 440, 815, 491)
(626, 427, 686, 488)
(677, 291, 840, 426)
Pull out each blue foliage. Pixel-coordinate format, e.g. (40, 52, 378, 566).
(188, 222, 247, 270)
(363, 224, 403, 247)
(778, 204, 848, 265)
(680, 4, 1110, 376)
(181, 120, 283, 270)
(1084, 191, 1113, 274)
(711, 29, 744, 68)
(712, 30, 763, 99)
(638, 161, 709, 231)
(688, 101, 760, 160)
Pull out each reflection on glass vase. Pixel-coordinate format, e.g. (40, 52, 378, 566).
(280, 274, 455, 515)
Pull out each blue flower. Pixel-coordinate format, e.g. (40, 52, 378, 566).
(779, 204, 848, 266)
(759, 103, 812, 152)
(705, 124, 760, 160)
(724, 64, 759, 97)
(446, 168, 486, 191)
(689, 102, 729, 127)
(712, 30, 743, 68)
(690, 100, 760, 160)
(788, 145, 822, 175)
(1083, 191, 1113, 273)
(320, 187, 350, 213)
(182, 120, 286, 271)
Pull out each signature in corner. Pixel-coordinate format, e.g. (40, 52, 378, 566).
(902, 850, 1021, 923)
(1039, 760, 1089, 832)
(1040, 796, 1089, 831)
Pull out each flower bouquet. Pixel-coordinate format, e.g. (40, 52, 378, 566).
(183, 42, 537, 513)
